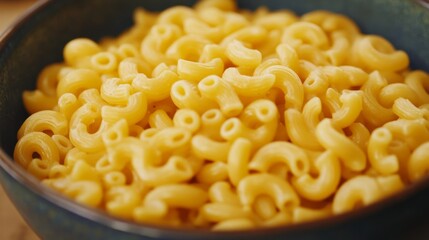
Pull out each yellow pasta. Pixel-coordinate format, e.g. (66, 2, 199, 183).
(198, 75, 243, 117)
(15, 0, 429, 230)
(292, 150, 340, 201)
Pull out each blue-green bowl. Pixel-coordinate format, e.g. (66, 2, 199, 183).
(0, 0, 428, 239)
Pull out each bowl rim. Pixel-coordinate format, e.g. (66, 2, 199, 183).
(1, 0, 429, 238)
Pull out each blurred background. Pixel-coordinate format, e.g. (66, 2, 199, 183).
(0, 2, 39, 239)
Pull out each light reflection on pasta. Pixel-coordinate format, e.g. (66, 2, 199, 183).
(15, 0, 429, 230)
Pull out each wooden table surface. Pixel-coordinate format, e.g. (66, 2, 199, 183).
(0, 2, 40, 240)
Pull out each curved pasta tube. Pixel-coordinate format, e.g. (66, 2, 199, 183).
(133, 184, 207, 221)
(102, 171, 126, 189)
(95, 155, 126, 174)
(27, 158, 53, 181)
(384, 118, 429, 151)
(392, 98, 424, 120)
(139, 128, 160, 145)
(69, 160, 100, 183)
(292, 205, 332, 223)
(166, 35, 211, 62)
(295, 44, 329, 66)
(51, 134, 73, 161)
(112, 43, 142, 61)
(114, 137, 193, 186)
(254, 10, 298, 30)
(253, 28, 282, 57)
(237, 173, 300, 211)
(198, 75, 243, 117)
(261, 65, 304, 110)
(354, 35, 409, 71)
(221, 26, 268, 47)
(300, 96, 322, 129)
(405, 71, 429, 104)
(347, 122, 370, 151)
(221, 100, 278, 149)
(332, 176, 381, 214)
(132, 66, 178, 102)
(58, 93, 80, 120)
(65, 147, 104, 168)
(222, 67, 275, 97)
(57, 69, 101, 96)
(100, 78, 132, 105)
(69, 103, 109, 152)
(157, 6, 196, 27)
(227, 138, 252, 186)
(177, 58, 224, 82)
(208, 181, 241, 205)
(361, 71, 396, 127)
(63, 38, 101, 66)
(14, 132, 60, 169)
(106, 185, 141, 219)
(212, 218, 255, 231)
(323, 87, 341, 115)
(148, 109, 174, 129)
(292, 150, 341, 201)
(63, 181, 103, 207)
(196, 162, 228, 184)
(199, 109, 226, 140)
(173, 109, 201, 133)
(78, 89, 107, 109)
(331, 90, 363, 129)
(17, 110, 68, 139)
(101, 92, 147, 125)
(302, 10, 360, 37)
(149, 127, 192, 155)
(221, 117, 277, 149)
(184, 18, 224, 43)
(316, 119, 366, 171)
(90, 51, 118, 74)
(226, 40, 262, 68)
(201, 203, 251, 222)
(191, 134, 231, 162)
(140, 23, 182, 67)
(249, 141, 310, 177)
(170, 80, 218, 114)
(36, 63, 64, 96)
(408, 142, 429, 183)
(303, 68, 330, 96)
(252, 195, 277, 220)
(378, 83, 420, 107)
(304, 66, 368, 96)
(285, 97, 323, 150)
(22, 90, 57, 114)
(368, 127, 398, 175)
(118, 57, 152, 79)
(199, 44, 229, 63)
(282, 22, 329, 49)
(325, 31, 350, 66)
(275, 43, 299, 71)
(240, 98, 278, 125)
(102, 119, 129, 147)
(375, 174, 404, 197)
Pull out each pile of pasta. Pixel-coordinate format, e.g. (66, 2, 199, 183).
(14, 0, 429, 230)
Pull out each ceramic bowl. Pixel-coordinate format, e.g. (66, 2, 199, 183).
(0, 0, 428, 239)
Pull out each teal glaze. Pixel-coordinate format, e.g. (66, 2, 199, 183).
(0, 0, 428, 239)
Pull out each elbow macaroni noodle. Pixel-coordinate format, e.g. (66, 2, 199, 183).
(14, 0, 429, 230)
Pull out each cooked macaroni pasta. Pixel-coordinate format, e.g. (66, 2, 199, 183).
(14, 0, 429, 230)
